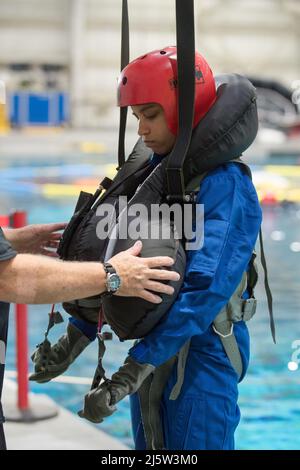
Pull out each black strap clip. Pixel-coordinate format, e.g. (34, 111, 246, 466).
(166, 192, 197, 204)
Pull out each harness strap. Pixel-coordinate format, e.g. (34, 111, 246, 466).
(90, 333, 107, 391)
(138, 357, 176, 450)
(185, 172, 208, 193)
(169, 339, 191, 400)
(136, 267, 255, 448)
(213, 273, 247, 379)
(117, 0, 130, 169)
(166, 0, 195, 199)
(137, 374, 153, 450)
(137, 339, 190, 449)
(214, 321, 243, 378)
(247, 252, 258, 297)
(90, 308, 110, 391)
(69, 297, 102, 309)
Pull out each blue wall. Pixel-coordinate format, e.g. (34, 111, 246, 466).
(9, 92, 69, 126)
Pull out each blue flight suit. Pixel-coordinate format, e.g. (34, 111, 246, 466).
(128, 162, 262, 450)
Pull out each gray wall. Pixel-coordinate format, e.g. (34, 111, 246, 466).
(0, 0, 299, 128)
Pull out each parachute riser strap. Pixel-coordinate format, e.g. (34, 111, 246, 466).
(166, 0, 195, 198)
(118, 0, 130, 169)
(259, 228, 276, 343)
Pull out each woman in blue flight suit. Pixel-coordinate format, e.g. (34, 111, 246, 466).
(30, 46, 262, 450)
(117, 47, 262, 450)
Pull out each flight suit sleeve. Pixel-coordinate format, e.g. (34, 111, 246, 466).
(129, 167, 262, 367)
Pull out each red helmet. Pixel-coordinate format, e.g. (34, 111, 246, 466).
(117, 46, 216, 135)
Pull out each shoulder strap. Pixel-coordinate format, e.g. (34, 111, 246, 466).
(166, 0, 195, 200)
(117, 0, 130, 169)
(185, 171, 208, 192)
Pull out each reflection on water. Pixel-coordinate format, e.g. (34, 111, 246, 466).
(1, 159, 300, 450)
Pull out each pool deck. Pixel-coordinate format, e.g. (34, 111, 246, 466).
(2, 378, 129, 450)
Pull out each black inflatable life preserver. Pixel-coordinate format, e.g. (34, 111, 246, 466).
(58, 73, 258, 339)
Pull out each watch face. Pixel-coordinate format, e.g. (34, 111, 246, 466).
(108, 273, 121, 292)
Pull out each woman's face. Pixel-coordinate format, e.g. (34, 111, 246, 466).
(131, 103, 176, 156)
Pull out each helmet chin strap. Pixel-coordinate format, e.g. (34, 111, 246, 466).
(166, 0, 195, 201)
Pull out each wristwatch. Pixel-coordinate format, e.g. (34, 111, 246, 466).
(103, 262, 121, 296)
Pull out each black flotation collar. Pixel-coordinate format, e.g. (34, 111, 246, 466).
(58, 73, 258, 340)
(183, 73, 257, 180)
(101, 74, 258, 339)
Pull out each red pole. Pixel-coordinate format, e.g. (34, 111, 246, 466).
(11, 211, 29, 411)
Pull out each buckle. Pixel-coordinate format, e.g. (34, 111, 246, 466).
(212, 323, 233, 338)
(242, 298, 257, 321)
(166, 193, 197, 204)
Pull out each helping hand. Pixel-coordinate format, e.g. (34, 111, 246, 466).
(108, 240, 180, 304)
(6, 222, 67, 257)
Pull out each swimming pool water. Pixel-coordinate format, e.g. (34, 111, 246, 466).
(1, 157, 300, 450)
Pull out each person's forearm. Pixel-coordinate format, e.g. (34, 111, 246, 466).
(0, 254, 105, 304)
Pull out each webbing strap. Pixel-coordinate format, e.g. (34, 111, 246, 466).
(117, 0, 130, 169)
(137, 374, 154, 450)
(90, 333, 107, 391)
(213, 272, 248, 379)
(68, 297, 101, 309)
(166, 0, 195, 199)
(259, 227, 276, 343)
(215, 322, 243, 379)
(138, 357, 176, 450)
(137, 340, 191, 449)
(148, 359, 175, 449)
(169, 339, 191, 400)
